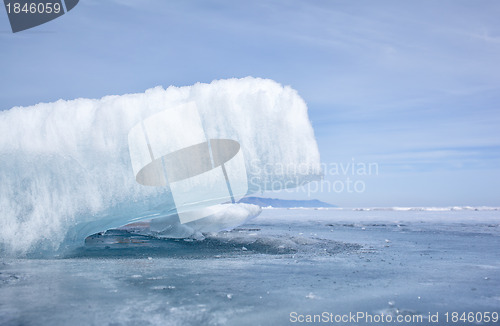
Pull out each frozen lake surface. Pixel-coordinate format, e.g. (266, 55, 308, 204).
(1, 209, 499, 325)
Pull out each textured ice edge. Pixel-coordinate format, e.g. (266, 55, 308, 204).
(0, 77, 321, 255)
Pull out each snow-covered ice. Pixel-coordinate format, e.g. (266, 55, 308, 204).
(0, 78, 321, 255)
(1, 209, 499, 325)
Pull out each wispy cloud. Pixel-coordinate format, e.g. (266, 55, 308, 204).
(1, 0, 499, 205)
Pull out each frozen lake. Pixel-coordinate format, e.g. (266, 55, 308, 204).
(1, 209, 499, 325)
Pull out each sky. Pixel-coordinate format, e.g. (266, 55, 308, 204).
(1, 0, 499, 207)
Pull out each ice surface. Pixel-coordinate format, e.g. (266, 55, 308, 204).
(0, 77, 321, 255)
(126, 203, 263, 240)
(0, 209, 499, 326)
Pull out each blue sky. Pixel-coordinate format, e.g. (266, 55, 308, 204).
(1, 0, 499, 206)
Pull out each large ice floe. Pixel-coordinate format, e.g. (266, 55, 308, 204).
(0, 77, 321, 255)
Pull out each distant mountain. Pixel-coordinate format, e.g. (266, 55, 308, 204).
(238, 197, 336, 208)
